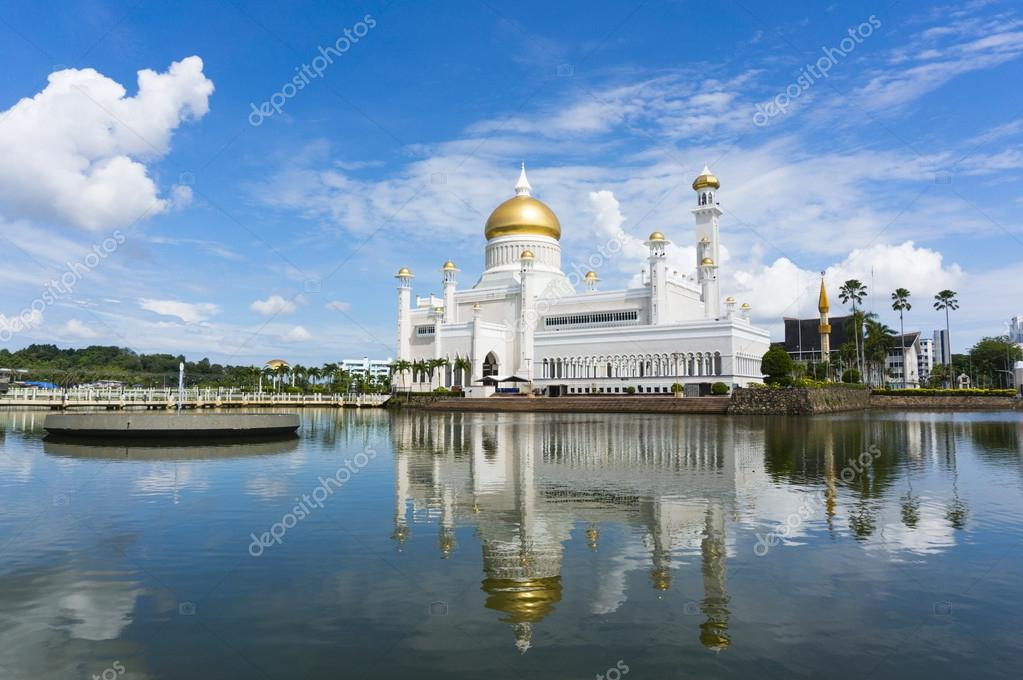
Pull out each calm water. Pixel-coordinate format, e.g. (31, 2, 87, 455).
(1, 408, 1021, 679)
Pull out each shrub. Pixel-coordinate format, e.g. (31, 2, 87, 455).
(671, 383, 683, 394)
(711, 382, 729, 395)
(433, 386, 450, 394)
(625, 386, 636, 395)
(841, 369, 861, 384)
(761, 347, 794, 385)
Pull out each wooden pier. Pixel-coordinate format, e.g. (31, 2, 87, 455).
(0, 387, 390, 411)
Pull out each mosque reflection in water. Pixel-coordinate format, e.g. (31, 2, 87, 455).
(386, 411, 1019, 653)
(389, 412, 766, 653)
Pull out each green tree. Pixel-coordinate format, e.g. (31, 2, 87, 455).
(968, 336, 1023, 388)
(891, 288, 912, 388)
(761, 347, 794, 386)
(933, 289, 959, 387)
(839, 280, 868, 378)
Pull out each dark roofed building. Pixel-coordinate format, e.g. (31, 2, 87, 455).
(783, 314, 853, 363)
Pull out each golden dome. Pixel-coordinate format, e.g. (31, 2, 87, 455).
(693, 165, 720, 190)
(740, 302, 751, 310)
(725, 296, 736, 303)
(482, 576, 562, 624)
(264, 359, 289, 369)
(472, 303, 481, 311)
(396, 266, 412, 277)
(584, 271, 598, 280)
(701, 257, 715, 266)
(486, 195, 561, 240)
(442, 261, 457, 271)
(648, 231, 665, 241)
(520, 250, 535, 260)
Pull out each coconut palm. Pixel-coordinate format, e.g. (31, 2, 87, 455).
(891, 288, 912, 388)
(933, 289, 959, 387)
(453, 356, 472, 387)
(425, 358, 449, 390)
(391, 359, 412, 393)
(839, 279, 868, 377)
(863, 317, 896, 386)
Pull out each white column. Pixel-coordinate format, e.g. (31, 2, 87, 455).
(395, 268, 413, 362)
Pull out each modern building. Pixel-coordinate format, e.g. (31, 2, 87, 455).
(886, 332, 921, 388)
(1010, 316, 1023, 346)
(934, 329, 952, 367)
(918, 337, 934, 385)
(341, 357, 392, 379)
(393, 165, 771, 394)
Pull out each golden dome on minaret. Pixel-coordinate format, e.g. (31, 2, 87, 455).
(692, 164, 720, 190)
(648, 231, 665, 241)
(442, 260, 457, 271)
(818, 274, 830, 313)
(484, 164, 561, 241)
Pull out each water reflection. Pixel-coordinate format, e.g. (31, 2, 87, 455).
(388, 411, 1023, 652)
(42, 435, 299, 460)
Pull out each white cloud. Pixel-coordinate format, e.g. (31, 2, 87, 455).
(138, 298, 218, 323)
(62, 319, 99, 338)
(250, 295, 298, 316)
(0, 309, 43, 337)
(282, 326, 311, 342)
(0, 56, 213, 231)
(325, 300, 351, 311)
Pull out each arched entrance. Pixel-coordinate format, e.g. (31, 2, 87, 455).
(482, 352, 499, 378)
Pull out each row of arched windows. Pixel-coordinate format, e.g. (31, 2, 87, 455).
(541, 352, 723, 380)
(485, 243, 558, 269)
(699, 191, 715, 206)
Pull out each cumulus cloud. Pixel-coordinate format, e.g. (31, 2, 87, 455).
(250, 295, 298, 316)
(0, 56, 214, 231)
(0, 309, 43, 337)
(62, 319, 99, 339)
(282, 326, 311, 342)
(138, 298, 218, 323)
(325, 300, 351, 311)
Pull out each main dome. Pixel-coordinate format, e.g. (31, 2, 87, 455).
(484, 164, 561, 241)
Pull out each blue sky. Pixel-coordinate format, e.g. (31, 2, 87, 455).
(1, 0, 1021, 365)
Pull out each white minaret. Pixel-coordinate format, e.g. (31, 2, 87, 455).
(441, 260, 459, 323)
(644, 231, 670, 325)
(692, 165, 722, 318)
(518, 249, 536, 379)
(395, 267, 413, 361)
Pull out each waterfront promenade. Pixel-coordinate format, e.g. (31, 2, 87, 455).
(0, 387, 389, 410)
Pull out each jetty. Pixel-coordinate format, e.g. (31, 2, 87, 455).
(43, 412, 300, 438)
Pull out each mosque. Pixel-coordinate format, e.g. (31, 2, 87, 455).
(393, 164, 770, 393)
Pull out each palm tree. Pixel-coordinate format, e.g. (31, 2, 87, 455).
(891, 288, 912, 388)
(839, 279, 868, 377)
(307, 366, 321, 391)
(271, 364, 287, 392)
(933, 290, 959, 387)
(863, 317, 896, 386)
(453, 356, 472, 388)
(426, 358, 449, 390)
(391, 359, 412, 393)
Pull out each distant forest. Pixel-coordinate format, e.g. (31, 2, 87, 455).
(0, 344, 385, 392)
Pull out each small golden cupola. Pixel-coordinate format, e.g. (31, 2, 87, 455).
(692, 164, 720, 191)
(484, 163, 562, 241)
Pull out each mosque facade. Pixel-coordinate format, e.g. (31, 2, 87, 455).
(394, 164, 770, 393)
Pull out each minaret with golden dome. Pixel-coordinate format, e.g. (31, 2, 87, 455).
(441, 260, 459, 323)
(692, 165, 722, 318)
(395, 266, 414, 365)
(818, 272, 831, 361)
(645, 231, 670, 325)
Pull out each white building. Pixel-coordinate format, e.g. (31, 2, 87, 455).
(1010, 316, 1023, 346)
(887, 332, 921, 388)
(341, 357, 392, 379)
(393, 165, 770, 394)
(917, 337, 934, 385)
(934, 329, 951, 367)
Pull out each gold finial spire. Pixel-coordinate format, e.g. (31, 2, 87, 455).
(817, 272, 829, 313)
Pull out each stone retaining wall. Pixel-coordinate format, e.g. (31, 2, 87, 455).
(397, 396, 730, 415)
(728, 386, 870, 415)
(870, 394, 1021, 410)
